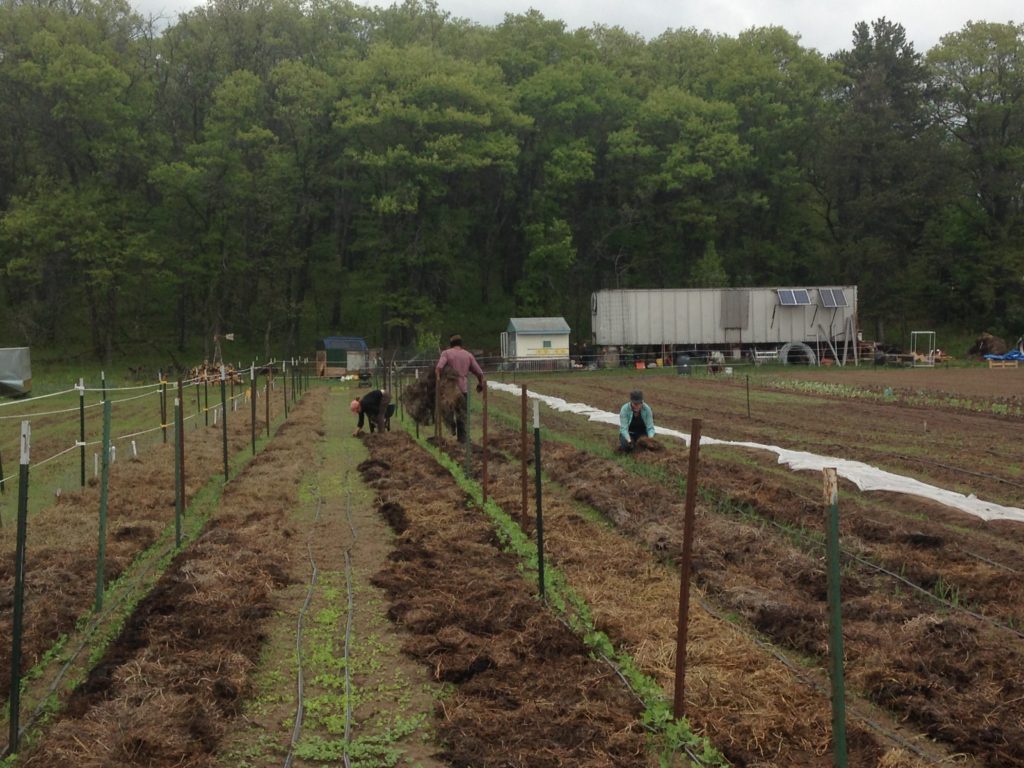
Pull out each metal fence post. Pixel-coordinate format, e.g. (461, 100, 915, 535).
(7, 422, 30, 755)
(95, 401, 111, 611)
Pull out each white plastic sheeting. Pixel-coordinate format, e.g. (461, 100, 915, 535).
(489, 381, 1024, 524)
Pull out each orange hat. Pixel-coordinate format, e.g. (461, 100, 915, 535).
(350, 399, 361, 413)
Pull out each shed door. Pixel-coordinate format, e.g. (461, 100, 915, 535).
(721, 289, 749, 344)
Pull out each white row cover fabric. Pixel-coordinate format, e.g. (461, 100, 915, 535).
(489, 381, 1024, 524)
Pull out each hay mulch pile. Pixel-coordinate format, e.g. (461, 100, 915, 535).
(22, 390, 326, 767)
(401, 366, 465, 427)
(362, 431, 650, 768)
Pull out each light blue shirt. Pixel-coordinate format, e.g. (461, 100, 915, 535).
(619, 402, 655, 441)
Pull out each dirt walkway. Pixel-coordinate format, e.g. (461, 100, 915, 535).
(216, 385, 445, 767)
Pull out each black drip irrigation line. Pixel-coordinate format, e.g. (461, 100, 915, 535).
(283, 490, 323, 768)
(694, 594, 947, 766)
(342, 549, 354, 768)
(894, 453, 1024, 491)
(964, 549, 1020, 574)
(730, 497, 1024, 640)
(341, 488, 356, 768)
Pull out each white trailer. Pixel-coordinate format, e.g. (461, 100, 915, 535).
(591, 287, 859, 363)
(0, 347, 32, 396)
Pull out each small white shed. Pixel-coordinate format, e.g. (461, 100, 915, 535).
(501, 317, 571, 365)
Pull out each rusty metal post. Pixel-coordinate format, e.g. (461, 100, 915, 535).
(434, 369, 441, 441)
(482, 384, 489, 504)
(673, 418, 702, 719)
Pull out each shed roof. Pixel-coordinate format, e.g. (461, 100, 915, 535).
(507, 317, 570, 334)
(317, 336, 368, 352)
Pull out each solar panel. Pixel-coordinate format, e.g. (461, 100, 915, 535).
(819, 288, 848, 308)
(792, 289, 811, 305)
(777, 289, 796, 306)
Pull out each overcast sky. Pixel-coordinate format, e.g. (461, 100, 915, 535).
(136, 0, 1019, 55)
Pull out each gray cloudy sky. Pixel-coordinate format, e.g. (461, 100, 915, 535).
(136, 0, 1019, 55)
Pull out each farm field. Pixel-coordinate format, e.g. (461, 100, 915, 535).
(2, 363, 1022, 766)
(476, 365, 1024, 765)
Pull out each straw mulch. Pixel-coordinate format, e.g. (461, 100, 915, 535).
(362, 432, 650, 768)
(474, 426, 936, 767)
(23, 390, 326, 767)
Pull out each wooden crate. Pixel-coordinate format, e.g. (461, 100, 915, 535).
(988, 359, 1019, 369)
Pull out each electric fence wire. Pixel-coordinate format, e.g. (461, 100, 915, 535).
(283, 490, 323, 768)
(0, 386, 78, 407)
(0, 383, 245, 488)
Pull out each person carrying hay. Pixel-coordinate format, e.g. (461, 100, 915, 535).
(351, 389, 392, 436)
(436, 334, 485, 442)
(619, 389, 655, 452)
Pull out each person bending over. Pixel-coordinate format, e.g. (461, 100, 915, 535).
(619, 389, 655, 452)
(351, 389, 391, 436)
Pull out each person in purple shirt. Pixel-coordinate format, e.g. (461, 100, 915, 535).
(435, 334, 485, 442)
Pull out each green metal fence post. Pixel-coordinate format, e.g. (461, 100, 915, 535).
(174, 397, 183, 547)
(8, 422, 30, 755)
(95, 401, 111, 611)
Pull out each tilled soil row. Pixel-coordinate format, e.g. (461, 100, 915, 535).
(359, 431, 652, 768)
(0, 405, 264, 705)
(19, 389, 323, 767)
(480, 417, 1020, 767)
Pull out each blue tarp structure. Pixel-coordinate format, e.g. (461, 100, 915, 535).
(316, 336, 368, 368)
(984, 350, 1024, 361)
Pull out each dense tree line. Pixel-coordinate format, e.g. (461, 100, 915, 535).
(1, 0, 1022, 360)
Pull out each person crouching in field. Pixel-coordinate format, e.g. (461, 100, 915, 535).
(619, 389, 655, 452)
(351, 389, 391, 436)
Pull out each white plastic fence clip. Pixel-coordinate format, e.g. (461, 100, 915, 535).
(132, 440, 138, 458)
(94, 453, 99, 477)
(213, 409, 218, 426)
(75, 441, 87, 448)
(76, 377, 84, 393)
(21, 421, 31, 464)
(110, 445, 116, 463)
